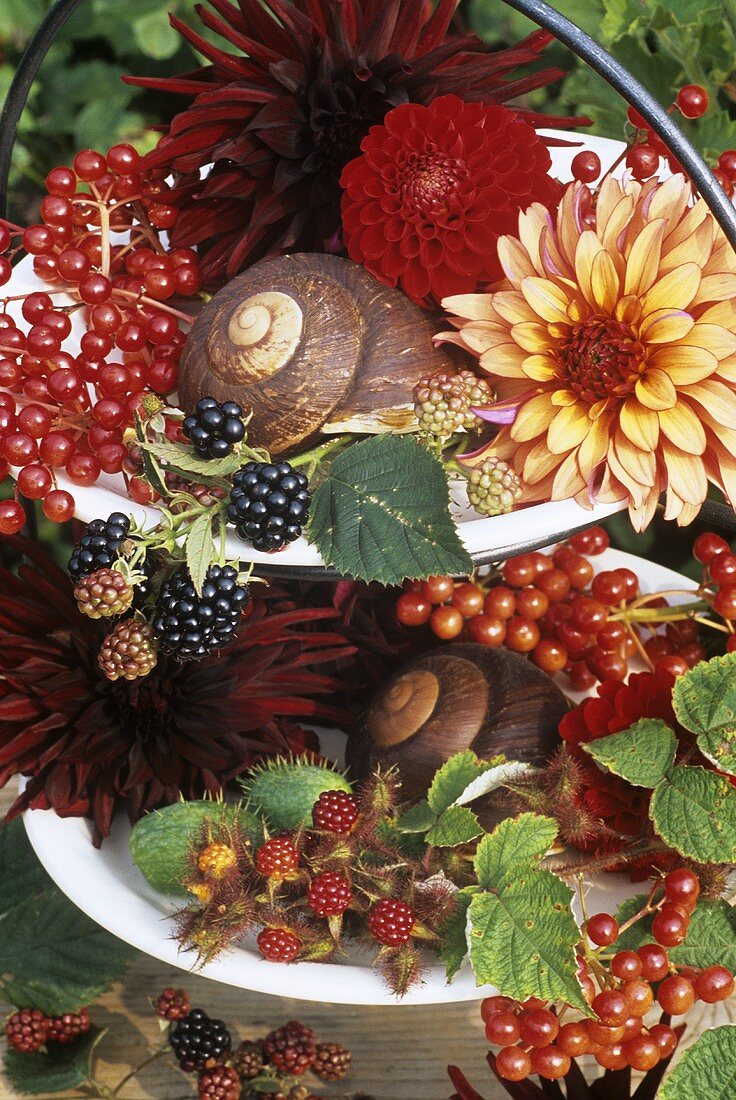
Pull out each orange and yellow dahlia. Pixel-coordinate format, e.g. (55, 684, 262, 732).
(440, 174, 736, 528)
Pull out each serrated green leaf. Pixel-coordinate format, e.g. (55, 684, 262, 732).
(3, 1026, 103, 1095)
(617, 895, 736, 972)
(583, 718, 676, 788)
(441, 887, 477, 983)
(426, 806, 483, 847)
(672, 653, 736, 775)
(428, 751, 490, 815)
(649, 765, 736, 864)
(397, 800, 435, 834)
(138, 439, 245, 478)
(468, 872, 588, 1013)
(306, 435, 472, 585)
(0, 888, 134, 1015)
(0, 820, 49, 918)
(658, 1025, 736, 1100)
(474, 814, 558, 891)
(185, 511, 216, 597)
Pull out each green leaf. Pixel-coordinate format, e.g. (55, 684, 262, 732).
(428, 751, 491, 815)
(0, 889, 134, 1015)
(3, 1027, 103, 1095)
(397, 800, 435, 834)
(426, 806, 483, 847)
(454, 760, 530, 807)
(474, 813, 558, 891)
(441, 887, 477, 983)
(185, 511, 216, 597)
(617, 896, 736, 972)
(583, 718, 677, 788)
(672, 652, 736, 775)
(649, 765, 736, 864)
(658, 1025, 736, 1100)
(132, 9, 181, 59)
(138, 439, 246, 479)
(307, 435, 473, 585)
(0, 820, 49, 919)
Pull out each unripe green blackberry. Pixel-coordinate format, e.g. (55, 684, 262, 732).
(465, 456, 522, 516)
(74, 567, 134, 619)
(414, 370, 493, 437)
(98, 618, 158, 681)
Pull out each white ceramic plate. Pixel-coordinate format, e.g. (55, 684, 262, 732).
(3, 133, 632, 571)
(23, 548, 698, 1005)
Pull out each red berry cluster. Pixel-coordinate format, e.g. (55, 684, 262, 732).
(481, 870, 733, 1086)
(693, 532, 736, 638)
(0, 144, 201, 531)
(4, 1006, 91, 1053)
(396, 527, 707, 690)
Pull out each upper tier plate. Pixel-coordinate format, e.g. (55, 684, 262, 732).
(5, 132, 630, 571)
(23, 548, 697, 1005)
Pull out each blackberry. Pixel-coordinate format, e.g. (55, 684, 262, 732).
(414, 370, 493, 438)
(152, 564, 248, 660)
(313, 1041, 351, 1081)
(263, 1021, 316, 1076)
(154, 988, 191, 1022)
(465, 456, 522, 517)
(198, 1064, 242, 1100)
(5, 1009, 49, 1053)
(68, 512, 130, 583)
(46, 1008, 91, 1044)
(183, 397, 246, 459)
(232, 1039, 264, 1080)
(228, 462, 310, 553)
(169, 1008, 231, 1072)
(98, 618, 158, 681)
(74, 568, 134, 619)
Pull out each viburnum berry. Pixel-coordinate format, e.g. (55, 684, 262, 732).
(154, 988, 191, 1021)
(263, 1020, 317, 1076)
(198, 1064, 241, 1100)
(638, 943, 670, 982)
(5, 1009, 50, 1052)
(677, 84, 709, 119)
(494, 1046, 532, 1082)
(307, 872, 351, 918)
(652, 905, 689, 947)
(664, 868, 700, 910)
(256, 837, 299, 880)
(369, 898, 415, 946)
(485, 1012, 521, 1047)
(311, 790, 359, 834)
(197, 843, 237, 879)
(586, 912, 619, 946)
(46, 1009, 92, 1044)
(519, 1008, 559, 1048)
(658, 974, 695, 1015)
(313, 1041, 352, 1081)
(695, 965, 735, 1003)
(257, 927, 301, 962)
(571, 150, 601, 183)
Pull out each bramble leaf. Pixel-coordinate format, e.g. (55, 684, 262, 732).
(583, 718, 676, 788)
(397, 800, 435, 834)
(649, 765, 736, 864)
(185, 511, 217, 597)
(428, 751, 493, 815)
(616, 895, 736, 972)
(658, 1025, 736, 1100)
(3, 1027, 103, 1095)
(441, 887, 477, 983)
(138, 439, 246, 479)
(426, 806, 483, 848)
(474, 813, 558, 891)
(672, 652, 736, 775)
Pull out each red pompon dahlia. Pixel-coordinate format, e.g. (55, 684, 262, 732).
(0, 539, 356, 842)
(340, 96, 562, 306)
(126, 1, 584, 285)
(560, 668, 677, 851)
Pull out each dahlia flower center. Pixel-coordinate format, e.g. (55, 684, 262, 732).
(401, 151, 465, 215)
(560, 317, 643, 403)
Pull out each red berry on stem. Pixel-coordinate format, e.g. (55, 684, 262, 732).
(626, 144, 660, 181)
(557, 1022, 589, 1057)
(625, 1033, 660, 1071)
(531, 1045, 571, 1080)
(571, 150, 601, 183)
(43, 489, 74, 523)
(468, 614, 506, 647)
(307, 871, 351, 918)
(612, 951, 643, 981)
(664, 868, 700, 910)
(485, 1012, 521, 1047)
(421, 575, 454, 603)
(658, 974, 695, 1015)
(312, 789, 358, 834)
(481, 996, 517, 1022)
(649, 1023, 679, 1059)
(624, 978, 655, 1018)
(431, 604, 463, 640)
(484, 585, 517, 619)
(595, 1043, 628, 1071)
(677, 84, 709, 118)
(452, 582, 484, 618)
(73, 149, 107, 181)
(695, 965, 734, 1003)
(638, 943, 670, 982)
(587, 1020, 625, 1046)
(519, 1009, 559, 1048)
(505, 616, 540, 653)
(396, 590, 432, 626)
(652, 905, 689, 947)
(593, 990, 629, 1027)
(532, 638, 567, 673)
(694, 532, 729, 563)
(587, 912, 619, 946)
(495, 1046, 532, 1082)
(503, 554, 538, 588)
(17, 464, 53, 500)
(0, 500, 26, 534)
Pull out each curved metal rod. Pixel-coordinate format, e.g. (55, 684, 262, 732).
(0, 0, 84, 219)
(502, 0, 736, 253)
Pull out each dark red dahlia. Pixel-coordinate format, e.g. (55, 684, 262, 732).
(340, 94, 561, 306)
(0, 539, 355, 842)
(559, 668, 677, 850)
(126, 0, 584, 285)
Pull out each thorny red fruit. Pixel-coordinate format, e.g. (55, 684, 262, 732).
(307, 872, 352, 918)
(369, 898, 415, 947)
(311, 790, 358, 835)
(256, 837, 299, 879)
(257, 927, 301, 962)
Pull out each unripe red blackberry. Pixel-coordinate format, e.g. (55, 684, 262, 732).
(98, 617, 158, 681)
(232, 1039, 264, 1079)
(154, 988, 191, 1021)
(414, 369, 493, 437)
(311, 790, 358, 834)
(74, 567, 133, 618)
(465, 456, 522, 517)
(198, 1063, 242, 1100)
(257, 927, 301, 962)
(5, 1009, 49, 1052)
(307, 872, 351, 918)
(313, 1041, 352, 1080)
(256, 837, 299, 879)
(46, 1008, 91, 1044)
(369, 898, 415, 946)
(263, 1020, 317, 1076)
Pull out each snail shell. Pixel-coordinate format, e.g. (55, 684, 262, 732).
(178, 253, 457, 455)
(347, 643, 570, 812)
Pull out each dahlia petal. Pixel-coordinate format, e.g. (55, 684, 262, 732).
(547, 402, 590, 454)
(615, 295, 642, 326)
(510, 392, 556, 441)
(522, 353, 560, 381)
(635, 368, 677, 410)
(551, 448, 587, 499)
(650, 345, 719, 386)
(497, 235, 537, 283)
(619, 398, 659, 451)
(695, 273, 736, 303)
(522, 437, 564, 483)
(441, 293, 495, 321)
(697, 299, 736, 327)
(510, 321, 552, 353)
(661, 442, 708, 506)
(517, 204, 554, 275)
(627, 487, 662, 533)
(520, 276, 571, 324)
(613, 430, 656, 489)
(648, 175, 693, 235)
(453, 320, 509, 354)
(490, 290, 537, 326)
(638, 308, 694, 345)
(658, 402, 707, 455)
(550, 388, 580, 407)
(660, 219, 714, 275)
(577, 410, 612, 472)
(684, 379, 736, 429)
(479, 343, 528, 376)
(624, 218, 666, 298)
(599, 193, 636, 254)
(640, 263, 700, 316)
(591, 249, 620, 313)
(674, 323, 736, 360)
(574, 230, 603, 309)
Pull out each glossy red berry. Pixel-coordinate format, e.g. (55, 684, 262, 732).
(369, 898, 415, 946)
(485, 1012, 521, 1047)
(307, 871, 351, 918)
(625, 1033, 660, 1071)
(638, 943, 670, 982)
(531, 1045, 571, 1080)
(311, 790, 358, 834)
(693, 532, 729, 563)
(677, 84, 709, 119)
(649, 1023, 679, 1059)
(0, 500, 26, 535)
(658, 974, 695, 1015)
(519, 1008, 559, 1048)
(495, 1046, 532, 1082)
(626, 144, 660, 180)
(396, 590, 432, 626)
(480, 996, 517, 1022)
(255, 837, 299, 879)
(257, 927, 300, 962)
(695, 965, 735, 1003)
(592, 989, 629, 1027)
(652, 905, 689, 947)
(587, 912, 619, 946)
(663, 868, 700, 910)
(42, 489, 75, 523)
(611, 951, 643, 981)
(556, 1022, 589, 1057)
(571, 150, 601, 183)
(624, 978, 655, 1018)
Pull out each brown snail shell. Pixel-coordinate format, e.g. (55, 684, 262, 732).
(178, 253, 457, 455)
(347, 643, 570, 822)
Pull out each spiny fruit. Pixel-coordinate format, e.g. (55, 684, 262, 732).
(311, 789, 359, 834)
(263, 1020, 317, 1076)
(74, 567, 133, 618)
(257, 926, 301, 962)
(198, 842, 238, 879)
(5, 1009, 49, 1053)
(239, 757, 352, 833)
(46, 1008, 91, 1044)
(256, 837, 299, 879)
(369, 898, 415, 946)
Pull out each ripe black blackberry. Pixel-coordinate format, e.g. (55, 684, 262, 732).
(152, 564, 248, 660)
(183, 397, 245, 459)
(68, 512, 130, 582)
(169, 1007, 231, 1072)
(228, 462, 310, 552)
